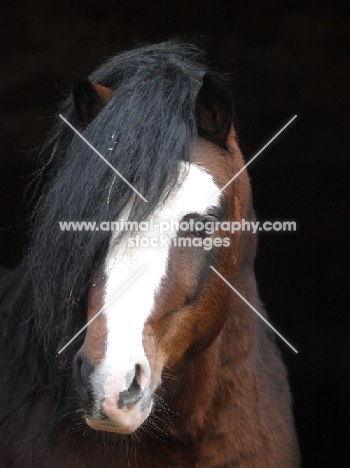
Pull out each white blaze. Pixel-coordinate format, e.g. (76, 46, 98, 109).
(98, 162, 220, 389)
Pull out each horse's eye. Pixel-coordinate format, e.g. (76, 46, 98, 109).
(193, 215, 218, 238)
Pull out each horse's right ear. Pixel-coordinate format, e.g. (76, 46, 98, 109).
(73, 75, 113, 127)
(195, 73, 233, 149)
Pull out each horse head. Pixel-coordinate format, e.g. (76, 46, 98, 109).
(72, 72, 253, 435)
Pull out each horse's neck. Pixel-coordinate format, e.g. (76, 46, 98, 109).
(162, 270, 299, 466)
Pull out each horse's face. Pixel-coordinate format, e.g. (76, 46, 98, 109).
(73, 74, 250, 434)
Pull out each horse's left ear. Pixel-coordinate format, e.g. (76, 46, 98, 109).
(73, 75, 113, 127)
(195, 73, 233, 148)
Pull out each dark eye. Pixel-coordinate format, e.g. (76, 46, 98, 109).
(193, 215, 218, 238)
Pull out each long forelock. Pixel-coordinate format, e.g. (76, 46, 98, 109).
(27, 40, 207, 358)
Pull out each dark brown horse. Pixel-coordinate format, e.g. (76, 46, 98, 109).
(0, 41, 300, 467)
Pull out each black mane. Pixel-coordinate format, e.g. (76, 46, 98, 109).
(0, 41, 208, 422)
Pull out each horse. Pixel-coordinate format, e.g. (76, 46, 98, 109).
(0, 40, 300, 467)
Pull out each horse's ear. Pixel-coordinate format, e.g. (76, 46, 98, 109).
(73, 75, 113, 127)
(195, 73, 233, 148)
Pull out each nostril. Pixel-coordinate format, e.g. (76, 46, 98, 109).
(118, 364, 144, 409)
(74, 351, 94, 407)
(74, 353, 83, 387)
(75, 353, 83, 375)
(134, 363, 142, 387)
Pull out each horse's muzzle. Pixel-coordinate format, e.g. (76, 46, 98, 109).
(73, 349, 153, 434)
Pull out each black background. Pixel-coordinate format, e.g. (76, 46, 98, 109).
(0, 1, 349, 466)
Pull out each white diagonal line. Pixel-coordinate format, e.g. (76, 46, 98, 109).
(209, 115, 297, 203)
(59, 115, 148, 202)
(58, 266, 147, 354)
(210, 266, 298, 353)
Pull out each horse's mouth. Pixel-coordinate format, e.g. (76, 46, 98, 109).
(85, 397, 153, 434)
(86, 417, 141, 434)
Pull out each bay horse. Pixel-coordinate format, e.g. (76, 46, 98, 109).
(0, 41, 300, 467)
